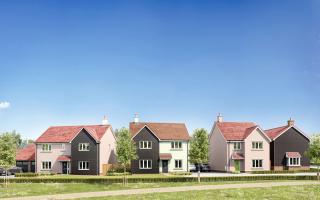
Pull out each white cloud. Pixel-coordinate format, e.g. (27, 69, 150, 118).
(0, 101, 10, 109)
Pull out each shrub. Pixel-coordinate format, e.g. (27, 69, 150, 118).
(251, 169, 317, 174)
(15, 172, 56, 177)
(170, 172, 192, 176)
(107, 172, 131, 176)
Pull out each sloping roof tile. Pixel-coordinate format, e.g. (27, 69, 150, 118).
(217, 122, 257, 141)
(286, 152, 301, 158)
(264, 125, 289, 140)
(35, 125, 110, 143)
(16, 144, 35, 161)
(130, 122, 190, 140)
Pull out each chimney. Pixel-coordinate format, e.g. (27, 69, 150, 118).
(217, 113, 223, 123)
(102, 116, 109, 125)
(287, 118, 295, 126)
(134, 113, 140, 123)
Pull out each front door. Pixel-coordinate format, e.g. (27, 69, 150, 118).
(62, 162, 68, 174)
(235, 160, 240, 172)
(162, 160, 169, 173)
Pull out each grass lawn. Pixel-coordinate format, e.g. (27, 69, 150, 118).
(0, 180, 300, 198)
(80, 185, 320, 200)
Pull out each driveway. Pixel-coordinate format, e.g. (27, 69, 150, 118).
(2, 181, 320, 200)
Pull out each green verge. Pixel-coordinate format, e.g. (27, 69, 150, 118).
(0, 175, 318, 184)
(79, 185, 320, 200)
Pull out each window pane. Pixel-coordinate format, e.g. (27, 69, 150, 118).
(171, 142, 174, 148)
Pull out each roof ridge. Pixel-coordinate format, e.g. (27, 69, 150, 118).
(130, 122, 186, 125)
(264, 125, 288, 131)
(48, 124, 110, 128)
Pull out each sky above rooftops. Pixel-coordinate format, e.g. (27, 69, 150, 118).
(0, 0, 319, 139)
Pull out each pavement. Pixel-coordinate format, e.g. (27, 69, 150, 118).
(2, 181, 320, 200)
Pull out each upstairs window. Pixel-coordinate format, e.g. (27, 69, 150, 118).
(233, 142, 241, 150)
(79, 143, 90, 151)
(171, 141, 182, 149)
(139, 141, 152, 149)
(42, 144, 52, 152)
(252, 142, 263, 150)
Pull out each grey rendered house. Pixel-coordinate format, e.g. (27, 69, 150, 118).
(35, 118, 117, 175)
(265, 118, 310, 170)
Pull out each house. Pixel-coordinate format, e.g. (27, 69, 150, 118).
(129, 115, 190, 174)
(265, 118, 310, 171)
(35, 117, 117, 175)
(209, 114, 271, 172)
(16, 143, 36, 172)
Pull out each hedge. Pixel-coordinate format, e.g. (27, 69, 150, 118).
(0, 175, 318, 184)
(15, 173, 56, 177)
(251, 169, 318, 174)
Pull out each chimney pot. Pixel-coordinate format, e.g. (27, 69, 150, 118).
(217, 113, 223, 123)
(134, 113, 140, 123)
(102, 116, 109, 125)
(287, 118, 295, 126)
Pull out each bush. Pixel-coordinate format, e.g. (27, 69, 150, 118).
(170, 172, 192, 176)
(108, 164, 131, 173)
(107, 172, 131, 176)
(251, 169, 318, 174)
(15, 172, 56, 177)
(1, 175, 317, 184)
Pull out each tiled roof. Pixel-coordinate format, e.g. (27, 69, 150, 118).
(130, 122, 190, 141)
(231, 152, 245, 160)
(216, 122, 257, 141)
(286, 152, 301, 158)
(16, 144, 35, 161)
(35, 125, 111, 143)
(159, 153, 172, 160)
(264, 125, 289, 140)
(57, 155, 71, 161)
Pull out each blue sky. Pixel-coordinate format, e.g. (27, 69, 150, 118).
(0, 0, 319, 139)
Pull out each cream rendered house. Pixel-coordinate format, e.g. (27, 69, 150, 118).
(209, 114, 271, 172)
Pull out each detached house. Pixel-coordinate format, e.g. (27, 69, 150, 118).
(265, 118, 310, 171)
(209, 114, 271, 172)
(35, 118, 116, 175)
(129, 115, 190, 174)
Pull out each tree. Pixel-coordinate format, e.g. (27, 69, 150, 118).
(116, 127, 138, 185)
(306, 134, 320, 180)
(0, 132, 18, 187)
(189, 128, 209, 183)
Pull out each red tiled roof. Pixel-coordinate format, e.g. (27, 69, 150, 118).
(159, 153, 172, 160)
(265, 125, 289, 140)
(130, 122, 190, 141)
(231, 152, 245, 160)
(16, 144, 35, 161)
(35, 125, 111, 143)
(57, 155, 71, 161)
(217, 122, 257, 141)
(286, 152, 301, 158)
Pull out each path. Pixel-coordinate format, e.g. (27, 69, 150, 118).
(2, 181, 320, 200)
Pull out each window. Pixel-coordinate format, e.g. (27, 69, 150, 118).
(171, 141, 182, 149)
(288, 158, 301, 166)
(42, 161, 52, 170)
(79, 143, 90, 151)
(252, 142, 263, 150)
(16, 161, 22, 165)
(252, 159, 263, 168)
(22, 161, 29, 165)
(233, 142, 241, 150)
(139, 141, 152, 149)
(42, 144, 52, 152)
(139, 160, 152, 169)
(78, 161, 90, 170)
(175, 160, 182, 169)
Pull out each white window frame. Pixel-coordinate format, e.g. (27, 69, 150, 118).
(61, 144, 65, 151)
(139, 160, 152, 169)
(42, 144, 52, 152)
(174, 160, 183, 169)
(233, 142, 241, 150)
(41, 161, 52, 170)
(252, 141, 263, 150)
(139, 141, 152, 149)
(252, 159, 263, 168)
(78, 143, 90, 151)
(287, 157, 301, 166)
(171, 141, 183, 149)
(78, 161, 90, 170)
